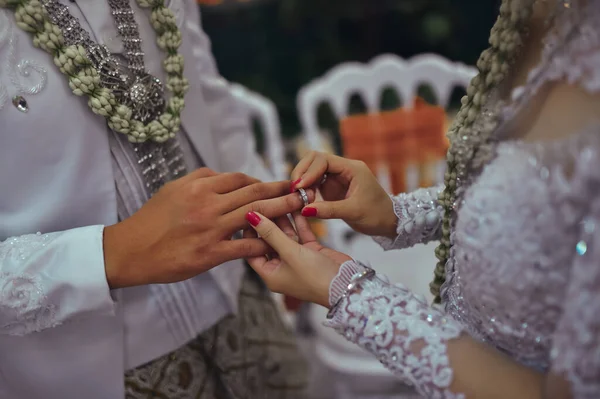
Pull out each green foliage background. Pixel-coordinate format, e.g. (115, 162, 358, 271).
(200, 0, 498, 149)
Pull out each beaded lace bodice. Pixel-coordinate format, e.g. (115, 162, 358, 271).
(326, 2, 600, 398)
(444, 135, 598, 369)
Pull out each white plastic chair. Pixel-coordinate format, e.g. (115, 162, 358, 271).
(296, 52, 476, 257)
(296, 52, 476, 253)
(230, 83, 288, 181)
(296, 54, 476, 399)
(298, 53, 476, 151)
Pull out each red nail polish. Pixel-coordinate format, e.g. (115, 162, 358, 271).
(290, 178, 302, 193)
(246, 212, 261, 227)
(301, 207, 317, 217)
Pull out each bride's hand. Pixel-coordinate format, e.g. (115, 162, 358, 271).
(244, 211, 352, 308)
(291, 151, 396, 237)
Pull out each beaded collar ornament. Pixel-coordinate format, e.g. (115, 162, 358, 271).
(0, 0, 188, 143)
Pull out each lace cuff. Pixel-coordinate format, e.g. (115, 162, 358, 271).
(328, 260, 367, 307)
(373, 185, 445, 251)
(0, 226, 115, 335)
(325, 260, 465, 399)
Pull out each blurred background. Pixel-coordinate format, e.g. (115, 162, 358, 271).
(196, 1, 497, 398)
(199, 0, 496, 155)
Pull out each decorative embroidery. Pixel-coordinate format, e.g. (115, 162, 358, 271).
(342, 130, 600, 395)
(0, 9, 47, 112)
(326, 261, 464, 399)
(1, 0, 188, 143)
(0, 233, 58, 336)
(373, 185, 444, 251)
(550, 147, 600, 398)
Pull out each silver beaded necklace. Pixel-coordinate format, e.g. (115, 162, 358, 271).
(42, 0, 188, 194)
(41, 0, 165, 124)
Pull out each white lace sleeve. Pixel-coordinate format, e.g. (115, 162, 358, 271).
(0, 226, 115, 335)
(373, 185, 445, 250)
(326, 260, 464, 399)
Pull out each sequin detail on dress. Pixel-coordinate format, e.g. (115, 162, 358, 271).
(326, 261, 465, 399)
(549, 148, 600, 398)
(373, 185, 444, 251)
(334, 2, 600, 396)
(0, 232, 58, 336)
(0, 10, 47, 111)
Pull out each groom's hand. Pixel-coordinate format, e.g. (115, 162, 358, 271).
(103, 168, 313, 289)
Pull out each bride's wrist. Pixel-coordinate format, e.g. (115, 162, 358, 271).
(328, 261, 369, 305)
(327, 260, 374, 318)
(375, 195, 399, 238)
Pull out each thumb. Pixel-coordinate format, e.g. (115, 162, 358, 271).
(300, 200, 352, 220)
(245, 212, 300, 259)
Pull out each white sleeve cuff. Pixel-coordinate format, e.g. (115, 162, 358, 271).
(1, 225, 116, 336)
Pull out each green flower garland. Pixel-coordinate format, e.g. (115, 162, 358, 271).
(1, 0, 189, 143)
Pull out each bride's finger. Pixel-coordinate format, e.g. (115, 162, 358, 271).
(275, 215, 298, 243)
(243, 228, 268, 267)
(291, 212, 318, 245)
(290, 151, 318, 184)
(292, 155, 327, 190)
(243, 221, 293, 289)
(294, 153, 351, 191)
(245, 212, 301, 259)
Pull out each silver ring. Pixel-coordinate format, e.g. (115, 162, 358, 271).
(298, 188, 309, 207)
(320, 174, 328, 185)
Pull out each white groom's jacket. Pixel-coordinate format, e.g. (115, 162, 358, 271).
(0, 1, 270, 398)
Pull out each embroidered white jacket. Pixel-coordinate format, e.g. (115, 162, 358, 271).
(0, 1, 271, 398)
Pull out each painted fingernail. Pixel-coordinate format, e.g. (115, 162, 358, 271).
(290, 178, 302, 193)
(301, 207, 317, 217)
(245, 211, 261, 227)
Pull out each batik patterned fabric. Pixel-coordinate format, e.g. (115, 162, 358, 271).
(124, 271, 309, 399)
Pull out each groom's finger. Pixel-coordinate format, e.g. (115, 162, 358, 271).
(245, 211, 300, 259)
(275, 215, 298, 242)
(222, 189, 315, 233)
(243, 228, 269, 267)
(212, 238, 270, 265)
(291, 212, 317, 245)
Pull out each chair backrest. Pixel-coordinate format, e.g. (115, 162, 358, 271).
(297, 53, 477, 151)
(295, 53, 477, 254)
(230, 83, 288, 181)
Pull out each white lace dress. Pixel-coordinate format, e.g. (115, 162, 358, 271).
(325, 3, 600, 398)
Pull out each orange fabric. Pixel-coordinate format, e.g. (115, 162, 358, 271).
(340, 98, 446, 194)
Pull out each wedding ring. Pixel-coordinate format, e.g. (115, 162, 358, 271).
(298, 188, 309, 207)
(320, 174, 328, 185)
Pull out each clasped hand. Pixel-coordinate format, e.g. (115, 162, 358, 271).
(243, 151, 398, 308)
(103, 167, 315, 289)
(105, 151, 397, 309)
